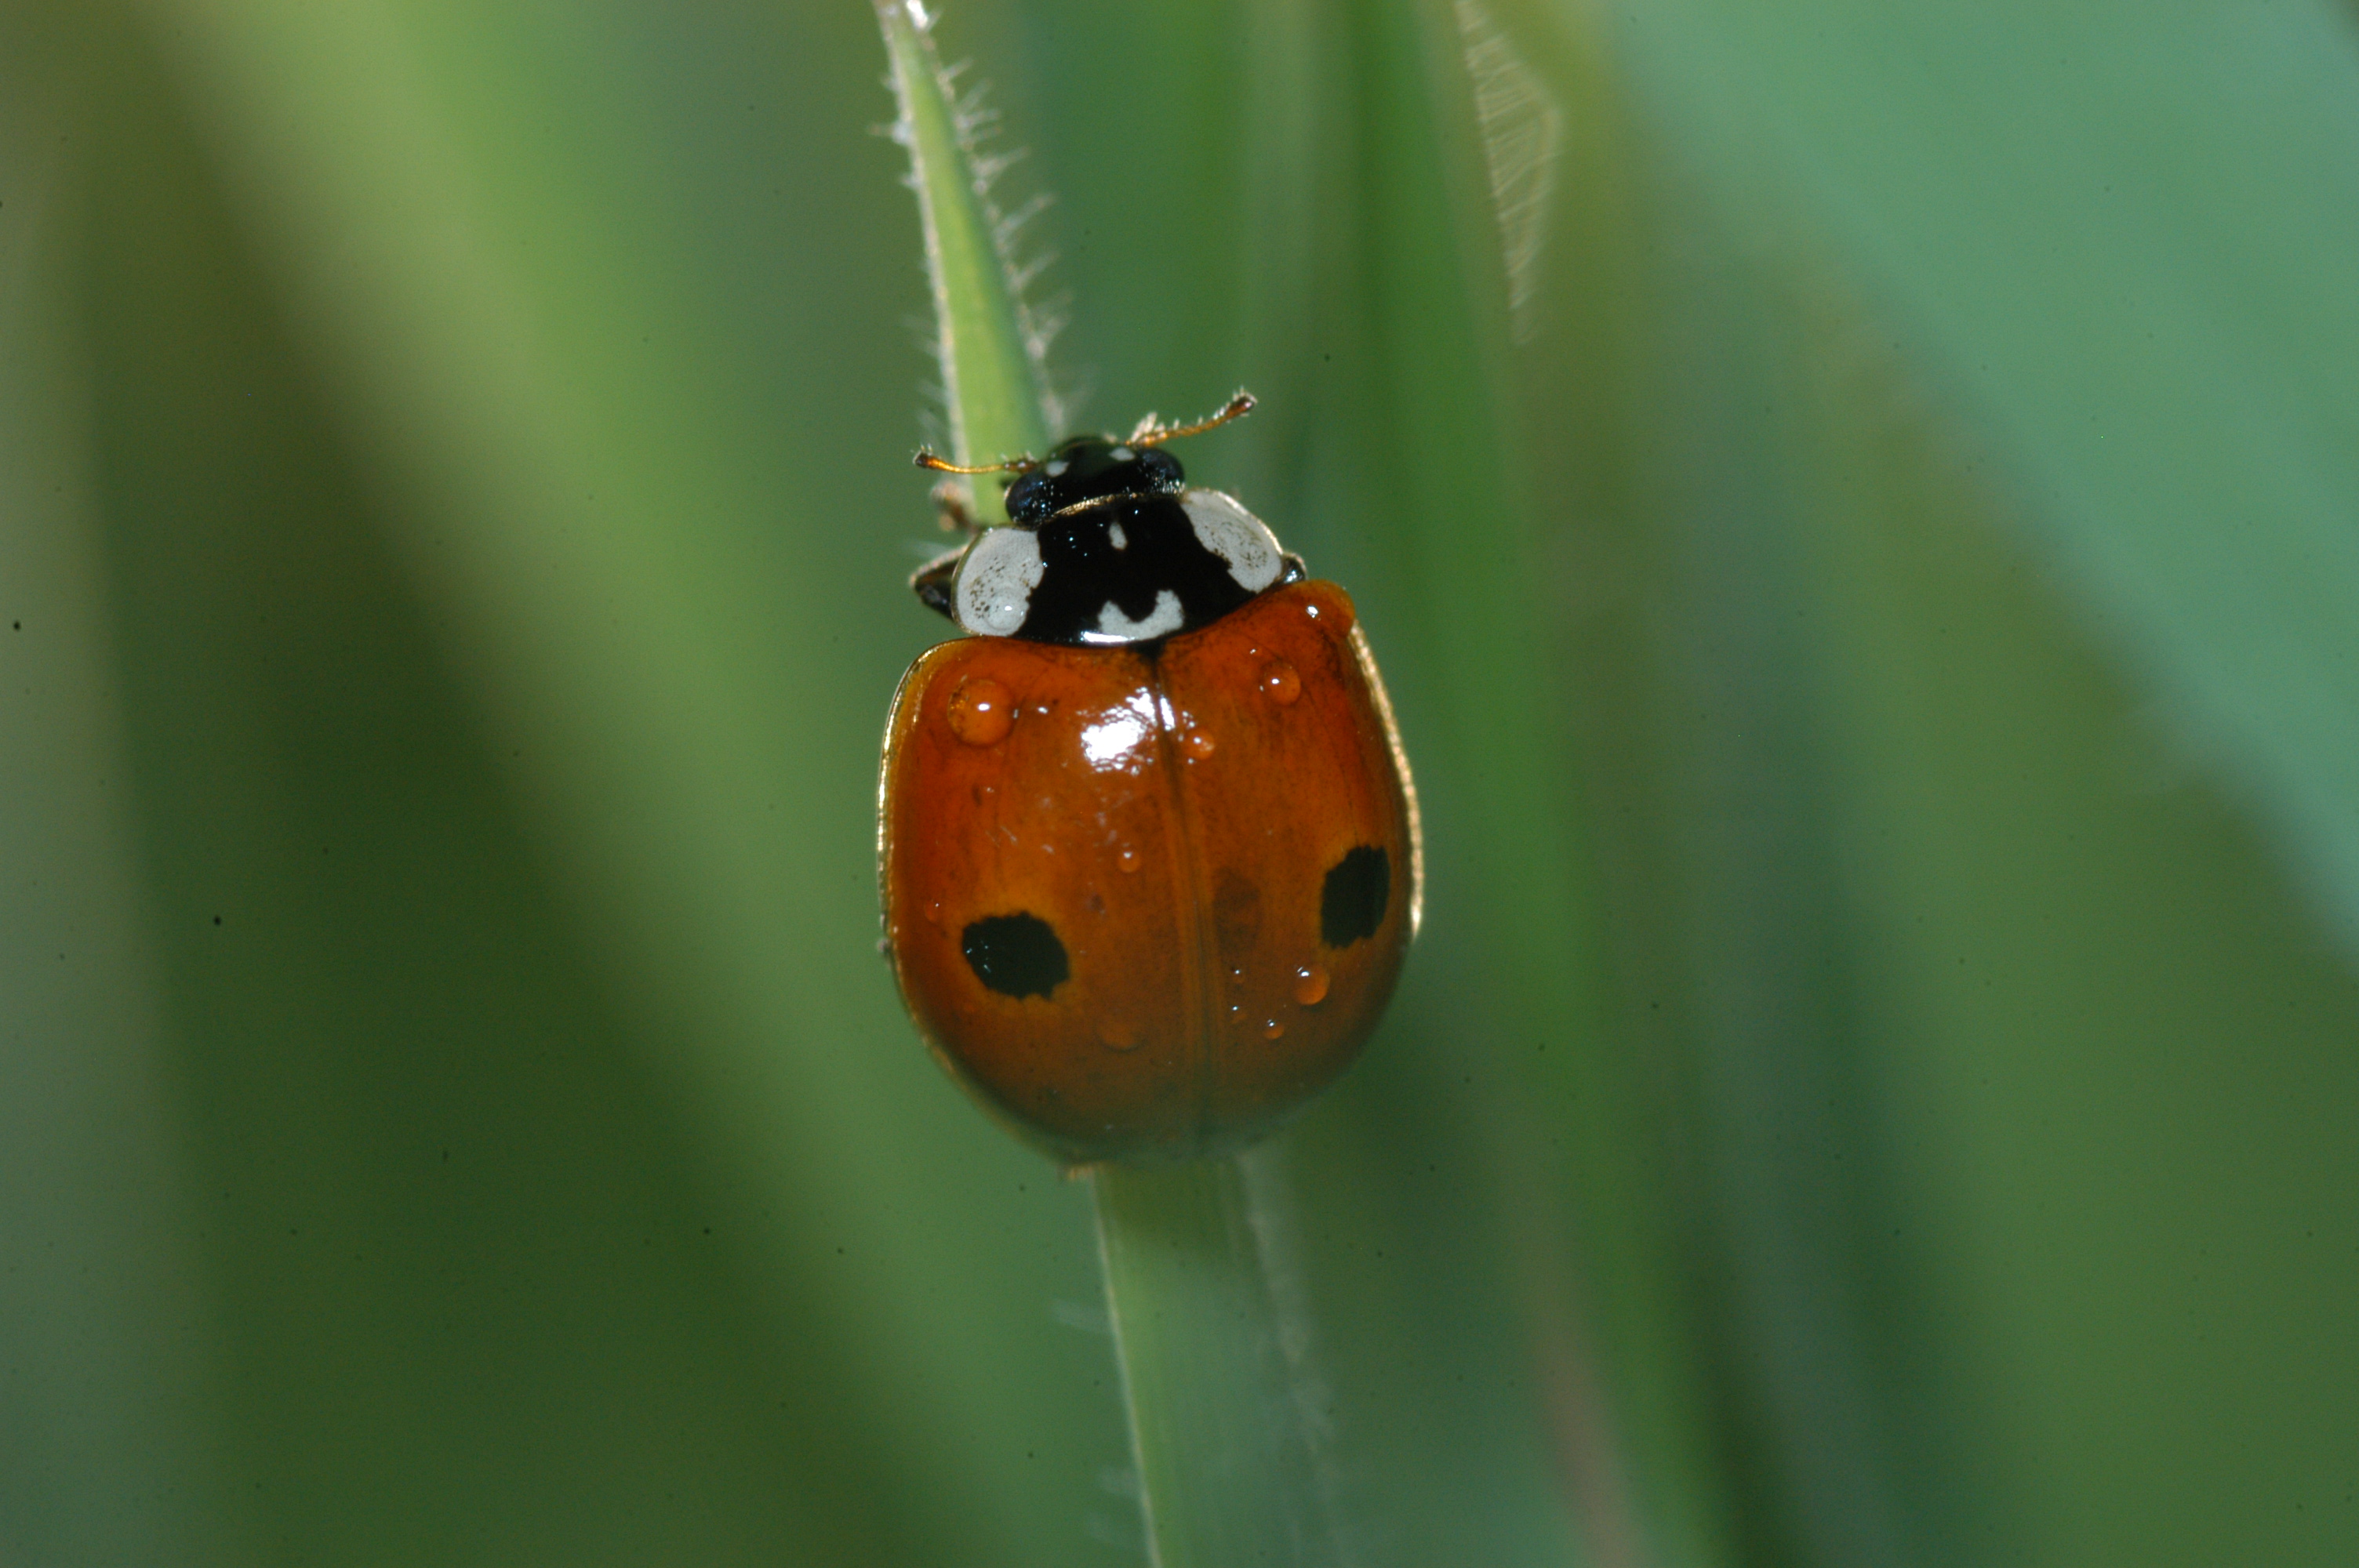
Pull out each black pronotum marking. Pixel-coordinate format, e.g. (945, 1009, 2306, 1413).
(1014, 493, 1256, 644)
(1320, 846, 1390, 949)
(915, 435, 1295, 641)
(963, 913, 1069, 999)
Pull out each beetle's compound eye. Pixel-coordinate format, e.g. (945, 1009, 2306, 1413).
(1006, 438, 1184, 522)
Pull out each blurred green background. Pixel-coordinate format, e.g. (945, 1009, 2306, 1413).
(5, 1, 2357, 1563)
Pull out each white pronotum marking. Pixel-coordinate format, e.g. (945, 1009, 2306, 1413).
(954, 526, 1045, 636)
(1088, 590, 1183, 642)
(1180, 490, 1283, 592)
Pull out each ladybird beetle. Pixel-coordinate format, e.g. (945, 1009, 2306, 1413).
(878, 394, 1420, 1167)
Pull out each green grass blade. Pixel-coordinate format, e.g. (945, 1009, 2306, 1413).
(876, 0, 1052, 504)
(1092, 1156, 1351, 1568)
(877, 8, 1339, 1564)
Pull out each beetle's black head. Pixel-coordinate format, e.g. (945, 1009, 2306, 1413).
(1005, 437, 1184, 523)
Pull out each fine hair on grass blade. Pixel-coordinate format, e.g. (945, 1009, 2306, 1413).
(875, 0, 1058, 517)
(874, 5, 1350, 1562)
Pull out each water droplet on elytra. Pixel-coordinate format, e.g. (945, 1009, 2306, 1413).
(947, 677, 1014, 746)
(1259, 659, 1301, 706)
(1263, 1019, 1285, 1040)
(1115, 844, 1142, 873)
(1293, 964, 1330, 1005)
(1183, 729, 1216, 759)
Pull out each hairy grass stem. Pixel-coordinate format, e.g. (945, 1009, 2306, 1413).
(876, 6, 1347, 1561)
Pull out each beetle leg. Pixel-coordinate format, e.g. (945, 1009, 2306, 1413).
(932, 477, 980, 535)
(909, 546, 963, 621)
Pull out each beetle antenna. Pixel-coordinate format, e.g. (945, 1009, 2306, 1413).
(1129, 390, 1256, 448)
(914, 448, 1041, 475)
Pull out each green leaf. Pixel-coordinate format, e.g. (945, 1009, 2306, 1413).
(1590, 0, 2359, 949)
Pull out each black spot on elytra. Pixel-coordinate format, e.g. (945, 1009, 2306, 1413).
(964, 913, 1069, 999)
(1320, 846, 1389, 949)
